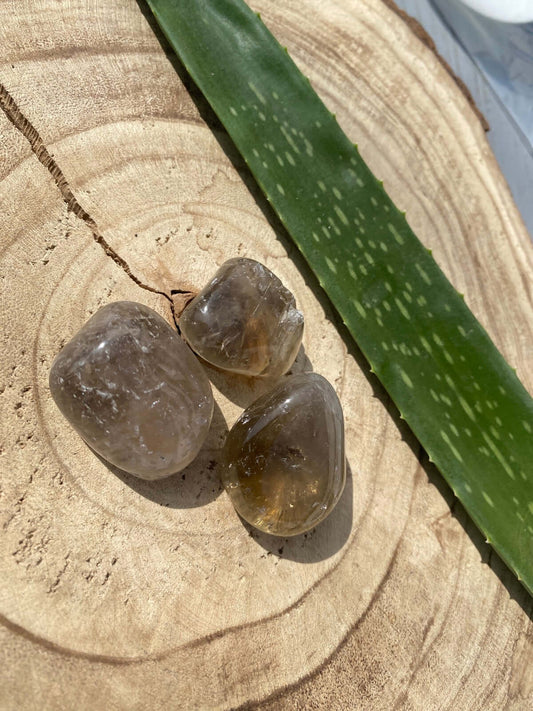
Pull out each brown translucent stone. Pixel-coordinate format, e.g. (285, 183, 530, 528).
(49, 301, 214, 480)
(179, 258, 304, 377)
(222, 373, 345, 536)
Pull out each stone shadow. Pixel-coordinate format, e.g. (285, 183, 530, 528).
(91, 399, 227, 508)
(241, 459, 354, 564)
(201, 343, 314, 410)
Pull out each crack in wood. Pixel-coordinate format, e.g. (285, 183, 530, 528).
(0, 82, 177, 322)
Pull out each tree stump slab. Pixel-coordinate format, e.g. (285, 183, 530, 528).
(1, 1, 532, 709)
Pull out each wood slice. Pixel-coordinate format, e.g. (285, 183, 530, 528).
(1, 0, 532, 709)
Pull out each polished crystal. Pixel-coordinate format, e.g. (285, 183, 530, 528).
(49, 301, 214, 480)
(222, 372, 345, 535)
(179, 258, 304, 377)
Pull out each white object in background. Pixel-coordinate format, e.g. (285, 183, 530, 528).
(457, 0, 533, 23)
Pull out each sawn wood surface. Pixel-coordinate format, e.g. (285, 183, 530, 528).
(1, 1, 532, 709)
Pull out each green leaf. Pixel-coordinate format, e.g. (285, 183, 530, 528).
(146, 0, 533, 592)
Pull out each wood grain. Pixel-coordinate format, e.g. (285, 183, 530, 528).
(1, 0, 532, 709)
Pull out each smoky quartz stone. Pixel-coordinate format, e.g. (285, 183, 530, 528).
(222, 372, 346, 536)
(49, 301, 214, 480)
(179, 258, 304, 377)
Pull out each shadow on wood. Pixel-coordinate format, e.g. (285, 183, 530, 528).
(242, 459, 354, 564)
(91, 399, 228, 508)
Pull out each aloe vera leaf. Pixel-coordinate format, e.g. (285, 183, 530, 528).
(146, 0, 533, 592)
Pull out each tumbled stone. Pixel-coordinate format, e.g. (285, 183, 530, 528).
(49, 301, 214, 480)
(179, 258, 304, 377)
(222, 372, 345, 535)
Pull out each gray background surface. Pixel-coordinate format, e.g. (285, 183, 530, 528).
(395, 0, 533, 238)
